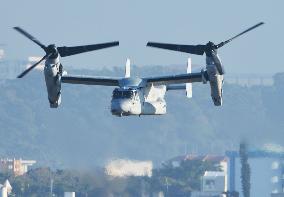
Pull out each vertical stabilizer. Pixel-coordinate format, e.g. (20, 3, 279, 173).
(125, 58, 131, 78)
(186, 58, 192, 98)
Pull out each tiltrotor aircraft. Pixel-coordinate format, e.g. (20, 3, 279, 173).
(15, 23, 263, 116)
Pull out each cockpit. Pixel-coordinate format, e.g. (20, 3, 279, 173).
(112, 88, 138, 99)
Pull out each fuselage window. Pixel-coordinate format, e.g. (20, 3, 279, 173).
(112, 89, 137, 99)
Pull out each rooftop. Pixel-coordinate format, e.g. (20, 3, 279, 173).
(204, 171, 225, 177)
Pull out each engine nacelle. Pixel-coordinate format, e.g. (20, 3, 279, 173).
(206, 64, 223, 106)
(44, 58, 62, 108)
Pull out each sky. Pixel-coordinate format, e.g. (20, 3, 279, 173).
(0, 0, 283, 74)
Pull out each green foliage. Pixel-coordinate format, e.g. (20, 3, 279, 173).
(0, 159, 218, 197)
(148, 159, 221, 196)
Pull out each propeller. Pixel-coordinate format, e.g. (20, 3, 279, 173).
(14, 27, 119, 78)
(147, 22, 264, 74)
(215, 22, 264, 49)
(17, 54, 51, 78)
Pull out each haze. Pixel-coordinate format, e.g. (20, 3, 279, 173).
(0, 0, 283, 74)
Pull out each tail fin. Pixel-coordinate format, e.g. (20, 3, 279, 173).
(186, 58, 192, 98)
(125, 58, 131, 78)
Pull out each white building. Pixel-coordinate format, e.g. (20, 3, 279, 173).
(64, 192, 75, 197)
(105, 159, 153, 177)
(3, 180, 11, 195)
(0, 186, 7, 197)
(191, 191, 225, 197)
(0, 180, 12, 197)
(191, 171, 226, 197)
(0, 158, 36, 176)
(202, 171, 226, 192)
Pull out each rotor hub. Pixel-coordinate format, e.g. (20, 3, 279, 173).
(45, 44, 59, 58)
(205, 41, 217, 56)
(46, 44, 58, 54)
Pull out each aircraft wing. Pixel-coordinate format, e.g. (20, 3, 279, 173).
(61, 75, 120, 86)
(144, 72, 205, 86)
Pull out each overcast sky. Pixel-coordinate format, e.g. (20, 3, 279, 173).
(0, 0, 283, 74)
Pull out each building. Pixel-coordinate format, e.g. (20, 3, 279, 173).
(202, 171, 226, 192)
(167, 155, 228, 197)
(2, 180, 12, 195)
(271, 194, 284, 197)
(168, 154, 228, 174)
(105, 159, 153, 177)
(191, 171, 226, 197)
(169, 151, 284, 197)
(64, 192, 75, 197)
(226, 150, 284, 197)
(152, 191, 164, 197)
(0, 158, 36, 176)
(191, 191, 224, 197)
(0, 180, 12, 197)
(0, 186, 7, 197)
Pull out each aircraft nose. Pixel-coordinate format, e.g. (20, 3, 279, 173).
(111, 99, 131, 115)
(120, 100, 131, 112)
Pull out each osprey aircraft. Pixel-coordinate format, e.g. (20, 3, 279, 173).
(14, 23, 264, 116)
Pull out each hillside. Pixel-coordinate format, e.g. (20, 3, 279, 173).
(0, 65, 283, 169)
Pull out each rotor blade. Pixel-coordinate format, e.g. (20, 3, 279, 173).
(57, 41, 119, 57)
(147, 42, 205, 55)
(17, 54, 48, 78)
(14, 27, 46, 50)
(216, 22, 264, 48)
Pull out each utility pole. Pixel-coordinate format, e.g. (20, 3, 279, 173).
(50, 178, 53, 197)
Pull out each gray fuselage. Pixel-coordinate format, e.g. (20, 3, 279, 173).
(206, 55, 224, 106)
(110, 82, 167, 116)
(44, 56, 62, 108)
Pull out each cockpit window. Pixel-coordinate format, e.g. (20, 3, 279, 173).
(112, 89, 137, 99)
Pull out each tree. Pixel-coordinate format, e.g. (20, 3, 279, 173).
(239, 142, 250, 197)
(148, 159, 221, 196)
